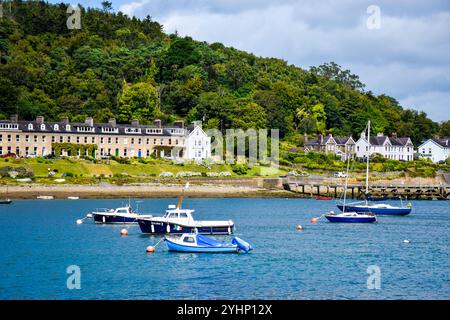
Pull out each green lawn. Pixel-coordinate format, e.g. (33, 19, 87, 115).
(0, 157, 288, 183)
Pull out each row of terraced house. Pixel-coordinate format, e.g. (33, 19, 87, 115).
(304, 132, 449, 163)
(0, 115, 211, 160)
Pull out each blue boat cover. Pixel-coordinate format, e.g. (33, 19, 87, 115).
(195, 234, 233, 247)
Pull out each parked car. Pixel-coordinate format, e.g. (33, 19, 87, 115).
(0, 152, 17, 158)
(334, 171, 347, 178)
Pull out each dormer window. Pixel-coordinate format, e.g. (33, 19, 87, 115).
(54, 124, 59, 131)
(40, 124, 46, 131)
(66, 124, 71, 131)
(28, 123, 33, 130)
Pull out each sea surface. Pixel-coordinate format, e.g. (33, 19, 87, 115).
(0, 198, 449, 300)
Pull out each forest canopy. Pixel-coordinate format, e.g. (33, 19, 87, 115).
(0, 0, 447, 145)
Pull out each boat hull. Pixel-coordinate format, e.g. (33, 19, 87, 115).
(93, 214, 138, 224)
(165, 239, 238, 253)
(0, 200, 12, 204)
(337, 205, 411, 216)
(325, 215, 377, 223)
(138, 219, 233, 235)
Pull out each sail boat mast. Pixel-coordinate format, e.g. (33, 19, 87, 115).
(366, 120, 371, 195)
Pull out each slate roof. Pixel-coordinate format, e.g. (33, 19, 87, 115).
(0, 119, 190, 136)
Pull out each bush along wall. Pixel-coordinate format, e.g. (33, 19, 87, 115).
(52, 143, 97, 158)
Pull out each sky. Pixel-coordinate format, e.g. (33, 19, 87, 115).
(56, 0, 449, 121)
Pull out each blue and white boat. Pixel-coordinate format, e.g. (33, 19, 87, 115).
(164, 233, 253, 254)
(324, 140, 377, 224)
(324, 210, 377, 223)
(137, 205, 234, 234)
(92, 205, 151, 224)
(336, 202, 412, 216)
(336, 120, 412, 216)
(137, 183, 234, 235)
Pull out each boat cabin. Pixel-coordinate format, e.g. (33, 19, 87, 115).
(163, 206, 195, 223)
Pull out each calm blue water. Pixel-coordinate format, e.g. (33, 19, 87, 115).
(0, 198, 449, 300)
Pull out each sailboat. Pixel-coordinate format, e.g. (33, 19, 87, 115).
(325, 152, 377, 223)
(0, 186, 12, 204)
(336, 120, 412, 216)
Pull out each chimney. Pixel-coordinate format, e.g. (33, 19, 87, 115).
(377, 132, 384, 137)
(131, 119, 140, 127)
(61, 116, 69, 125)
(10, 114, 18, 123)
(326, 131, 332, 137)
(173, 120, 184, 128)
(304, 133, 308, 144)
(319, 132, 323, 145)
(85, 117, 94, 126)
(392, 132, 397, 138)
(36, 116, 44, 125)
(153, 119, 162, 128)
(192, 120, 202, 128)
(108, 118, 116, 127)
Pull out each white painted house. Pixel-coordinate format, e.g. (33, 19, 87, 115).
(185, 123, 211, 160)
(418, 138, 449, 163)
(355, 133, 414, 161)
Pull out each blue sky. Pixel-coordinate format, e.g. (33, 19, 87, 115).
(54, 1, 449, 121)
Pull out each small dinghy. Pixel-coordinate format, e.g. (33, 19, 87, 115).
(164, 234, 253, 254)
(324, 211, 377, 223)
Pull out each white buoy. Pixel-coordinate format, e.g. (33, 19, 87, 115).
(76, 219, 83, 224)
(120, 229, 128, 236)
(86, 213, 93, 219)
(403, 239, 410, 244)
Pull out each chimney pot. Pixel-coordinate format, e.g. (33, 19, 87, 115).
(85, 117, 94, 126)
(173, 120, 184, 128)
(131, 119, 140, 127)
(10, 114, 18, 123)
(36, 116, 44, 125)
(153, 119, 162, 128)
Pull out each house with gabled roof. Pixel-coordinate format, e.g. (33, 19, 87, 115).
(355, 132, 414, 161)
(304, 132, 356, 160)
(418, 138, 449, 163)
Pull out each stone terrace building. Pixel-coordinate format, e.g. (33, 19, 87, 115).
(0, 115, 211, 160)
(304, 133, 356, 160)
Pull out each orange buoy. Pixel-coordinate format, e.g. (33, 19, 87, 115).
(296, 225, 303, 231)
(146, 246, 155, 253)
(120, 229, 128, 236)
(310, 217, 318, 224)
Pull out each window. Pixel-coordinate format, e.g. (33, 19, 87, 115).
(66, 124, 71, 131)
(76, 136, 80, 143)
(34, 135, 37, 143)
(138, 138, 142, 145)
(28, 123, 33, 130)
(25, 135, 29, 142)
(183, 236, 195, 243)
(124, 138, 128, 145)
(54, 124, 59, 131)
(42, 136, 46, 143)
(0, 135, 2, 142)
(169, 139, 172, 145)
(16, 135, 20, 142)
(115, 138, 119, 144)
(108, 137, 112, 144)
(40, 124, 46, 131)
(52, 136, 55, 143)
(91, 137, 95, 143)
(60, 136, 64, 143)
(131, 138, 135, 144)
(7, 135, 11, 142)
(179, 213, 188, 218)
(67, 136, 71, 143)
(100, 137, 104, 144)
(84, 137, 88, 143)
